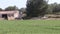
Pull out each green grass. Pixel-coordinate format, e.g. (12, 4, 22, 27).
(0, 20, 60, 34)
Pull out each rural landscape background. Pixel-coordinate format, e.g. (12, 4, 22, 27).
(0, 0, 60, 34)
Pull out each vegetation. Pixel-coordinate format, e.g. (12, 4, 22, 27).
(0, 20, 60, 34)
(0, 0, 60, 18)
(5, 6, 19, 11)
(0, 0, 60, 34)
(26, 0, 48, 17)
(0, 8, 3, 11)
(47, 2, 60, 14)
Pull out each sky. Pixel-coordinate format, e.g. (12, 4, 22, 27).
(0, 0, 27, 9)
(0, 0, 60, 9)
(48, 0, 60, 4)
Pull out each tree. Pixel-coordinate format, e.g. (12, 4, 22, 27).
(26, 0, 48, 17)
(46, 2, 59, 14)
(0, 8, 3, 11)
(53, 3, 60, 14)
(5, 6, 19, 11)
(19, 8, 26, 13)
(47, 2, 60, 14)
(19, 8, 27, 19)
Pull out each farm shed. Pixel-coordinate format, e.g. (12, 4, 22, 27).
(0, 10, 19, 20)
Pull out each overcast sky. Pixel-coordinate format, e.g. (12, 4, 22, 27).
(48, 0, 60, 4)
(0, 0, 27, 9)
(0, 0, 60, 9)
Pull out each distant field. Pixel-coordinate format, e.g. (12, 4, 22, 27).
(0, 20, 60, 34)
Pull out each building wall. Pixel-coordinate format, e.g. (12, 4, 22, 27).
(14, 11, 19, 18)
(0, 11, 20, 20)
(7, 15, 15, 20)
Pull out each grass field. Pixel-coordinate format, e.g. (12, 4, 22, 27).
(0, 20, 60, 34)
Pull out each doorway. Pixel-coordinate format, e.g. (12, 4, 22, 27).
(2, 14, 8, 19)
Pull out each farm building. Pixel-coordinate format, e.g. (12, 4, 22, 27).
(0, 10, 20, 20)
